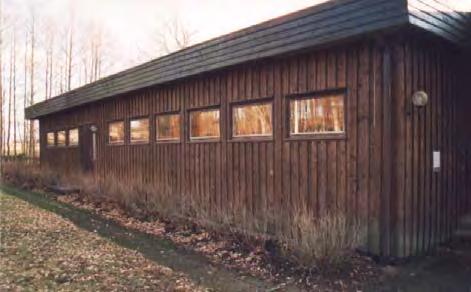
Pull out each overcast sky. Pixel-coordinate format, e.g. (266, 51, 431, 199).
(6, 0, 470, 71)
(6, 0, 326, 64)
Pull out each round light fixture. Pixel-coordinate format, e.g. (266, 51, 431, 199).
(412, 91, 428, 107)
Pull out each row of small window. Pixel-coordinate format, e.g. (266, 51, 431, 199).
(108, 93, 345, 144)
(47, 128, 79, 147)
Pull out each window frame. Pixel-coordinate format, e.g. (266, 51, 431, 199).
(285, 89, 347, 141)
(129, 116, 150, 145)
(46, 131, 56, 148)
(155, 111, 182, 143)
(229, 98, 274, 142)
(188, 106, 221, 142)
(107, 119, 126, 146)
(56, 130, 67, 147)
(68, 128, 79, 147)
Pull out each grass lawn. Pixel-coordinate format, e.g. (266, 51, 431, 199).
(0, 191, 202, 291)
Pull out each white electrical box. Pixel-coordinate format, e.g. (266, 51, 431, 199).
(433, 151, 440, 172)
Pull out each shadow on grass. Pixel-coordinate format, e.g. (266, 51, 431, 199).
(0, 185, 294, 292)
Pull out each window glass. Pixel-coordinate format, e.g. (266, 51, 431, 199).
(57, 130, 66, 146)
(130, 118, 149, 143)
(69, 128, 79, 146)
(232, 102, 272, 138)
(190, 109, 220, 140)
(289, 94, 345, 135)
(109, 121, 125, 144)
(47, 132, 55, 147)
(156, 114, 180, 141)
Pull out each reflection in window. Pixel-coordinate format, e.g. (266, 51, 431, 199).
(233, 102, 272, 138)
(47, 132, 55, 147)
(190, 109, 220, 140)
(130, 118, 149, 143)
(290, 94, 345, 135)
(156, 114, 180, 141)
(57, 130, 66, 146)
(69, 128, 79, 146)
(109, 121, 125, 144)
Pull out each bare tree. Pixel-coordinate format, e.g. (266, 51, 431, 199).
(29, 13, 35, 157)
(0, 2, 200, 156)
(44, 25, 51, 99)
(148, 17, 196, 57)
(6, 31, 13, 156)
(0, 0, 3, 157)
(65, 7, 75, 91)
(23, 30, 28, 155)
(12, 30, 16, 156)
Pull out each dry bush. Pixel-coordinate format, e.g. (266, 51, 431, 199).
(281, 208, 367, 267)
(1, 160, 60, 189)
(1, 160, 366, 267)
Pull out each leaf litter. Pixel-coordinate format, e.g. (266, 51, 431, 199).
(0, 192, 203, 291)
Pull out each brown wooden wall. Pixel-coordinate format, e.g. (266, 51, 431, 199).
(388, 38, 471, 257)
(38, 36, 471, 257)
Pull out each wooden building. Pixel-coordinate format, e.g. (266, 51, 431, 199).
(26, 0, 471, 257)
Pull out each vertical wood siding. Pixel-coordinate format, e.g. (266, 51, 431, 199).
(38, 37, 470, 256)
(389, 39, 471, 257)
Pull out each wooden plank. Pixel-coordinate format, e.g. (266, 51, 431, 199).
(298, 142, 309, 212)
(403, 42, 414, 256)
(417, 45, 426, 254)
(346, 47, 359, 221)
(291, 142, 300, 210)
(367, 43, 382, 255)
(318, 141, 327, 217)
(392, 41, 406, 256)
(357, 43, 370, 224)
(380, 45, 392, 256)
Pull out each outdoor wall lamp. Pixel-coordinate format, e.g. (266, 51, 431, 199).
(412, 90, 428, 107)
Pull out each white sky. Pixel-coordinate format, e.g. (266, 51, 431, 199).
(65, 0, 326, 45)
(7, 0, 470, 72)
(8, 0, 327, 66)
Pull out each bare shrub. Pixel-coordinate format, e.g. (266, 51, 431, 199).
(1, 160, 366, 267)
(281, 208, 367, 267)
(1, 160, 60, 189)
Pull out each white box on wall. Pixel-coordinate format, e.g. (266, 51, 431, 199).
(433, 151, 440, 172)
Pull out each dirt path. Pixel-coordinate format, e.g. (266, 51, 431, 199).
(370, 240, 471, 292)
(0, 185, 297, 292)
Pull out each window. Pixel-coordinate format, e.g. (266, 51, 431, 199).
(130, 117, 149, 143)
(156, 113, 180, 141)
(47, 132, 55, 147)
(57, 130, 66, 146)
(289, 94, 345, 136)
(109, 121, 125, 144)
(69, 128, 79, 146)
(232, 102, 273, 138)
(190, 108, 220, 140)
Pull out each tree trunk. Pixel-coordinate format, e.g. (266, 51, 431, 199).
(12, 31, 17, 156)
(7, 33, 12, 156)
(0, 0, 3, 157)
(23, 32, 28, 156)
(67, 25, 73, 90)
(29, 16, 35, 157)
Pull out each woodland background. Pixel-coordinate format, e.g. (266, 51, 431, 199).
(0, 0, 198, 158)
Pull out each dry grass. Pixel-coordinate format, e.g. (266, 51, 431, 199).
(1, 160, 366, 268)
(281, 209, 367, 267)
(0, 190, 202, 291)
(1, 160, 60, 189)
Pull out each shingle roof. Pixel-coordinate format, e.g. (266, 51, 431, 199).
(25, 0, 471, 119)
